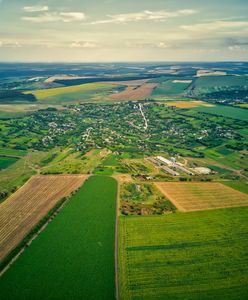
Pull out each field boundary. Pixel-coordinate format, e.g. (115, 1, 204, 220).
(115, 179, 120, 300)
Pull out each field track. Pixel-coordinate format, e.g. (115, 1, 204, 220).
(155, 182, 248, 212)
(0, 174, 87, 261)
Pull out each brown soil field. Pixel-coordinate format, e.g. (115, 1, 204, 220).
(155, 182, 248, 212)
(165, 100, 214, 109)
(0, 174, 87, 261)
(109, 83, 157, 100)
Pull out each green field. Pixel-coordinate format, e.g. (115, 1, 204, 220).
(193, 75, 248, 89)
(152, 80, 190, 97)
(0, 156, 19, 169)
(222, 181, 248, 194)
(119, 207, 248, 300)
(28, 83, 121, 103)
(194, 105, 248, 121)
(0, 175, 117, 300)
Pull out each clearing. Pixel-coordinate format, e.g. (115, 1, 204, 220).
(155, 182, 248, 212)
(0, 174, 86, 261)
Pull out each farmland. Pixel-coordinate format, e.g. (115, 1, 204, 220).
(28, 83, 122, 103)
(0, 156, 19, 169)
(155, 182, 248, 212)
(193, 105, 248, 121)
(0, 175, 117, 300)
(152, 79, 191, 97)
(165, 100, 214, 109)
(109, 83, 157, 100)
(119, 207, 248, 300)
(0, 62, 248, 299)
(0, 174, 86, 262)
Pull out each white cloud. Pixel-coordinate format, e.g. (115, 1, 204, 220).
(23, 6, 49, 12)
(90, 9, 197, 25)
(125, 41, 170, 49)
(228, 45, 247, 52)
(0, 41, 21, 48)
(70, 41, 98, 48)
(22, 12, 86, 23)
(181, 20, 248, 32)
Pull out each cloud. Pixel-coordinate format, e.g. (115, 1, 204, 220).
(0, 41, 21, 48)
(70, 41, 98, 48)
(181, 20, 248, 32)
(90, 9, 197, 25)
(23, 6, 49, 12)
(126, 41, 170, 49)
(228, 45, 247, 52)
(22, 12, 86, 23)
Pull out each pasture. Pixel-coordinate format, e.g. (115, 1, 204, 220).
(28, 83, 121, 103)
(119, 207, 248, 300)
(0, 176, 117, 300)
(0, 156, 19, 170)
(0, 174, 86, 261)
(41, 148, 110, 174)
(193, 105, 248, 121)
(193, 75, 248, 89)
(152, 80, 191, 97)
(155, 182, 248, 212)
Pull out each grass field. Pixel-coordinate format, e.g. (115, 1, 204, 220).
(0, 156, 19, 169)
(193, 75, 248, 89)
(0, 104, 64, 119)
(0, 174, 86, 261)
(222, 181, 248, 194)
(41, 149, 110, 174)
(28, 83, 121, 103)
(193, 104, 248, 121)
(152, 80, 191, 97)
(155, 182, 248, 212)
(0, 151, 49, 198)
(0, 175, 117, 300)
(119, 207, 248, 300)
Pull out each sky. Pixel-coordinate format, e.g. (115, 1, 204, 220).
(0, 0, 248, 62)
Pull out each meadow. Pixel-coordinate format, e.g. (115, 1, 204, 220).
(193, 105, 248, 121)
(0, 156, 19, 170)
(193, 75, 248, 89)
(0, 175, 117, 300)
(152, 80, 191, 97)
(119, 207, 248, 300)
(28, 83, 121, 103)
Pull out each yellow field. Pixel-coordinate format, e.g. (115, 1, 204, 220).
(27, 83, 117, 100)
(0, 174, 87, 261)
(155, 182, 248, 212)
(165, 100, 214, 109)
